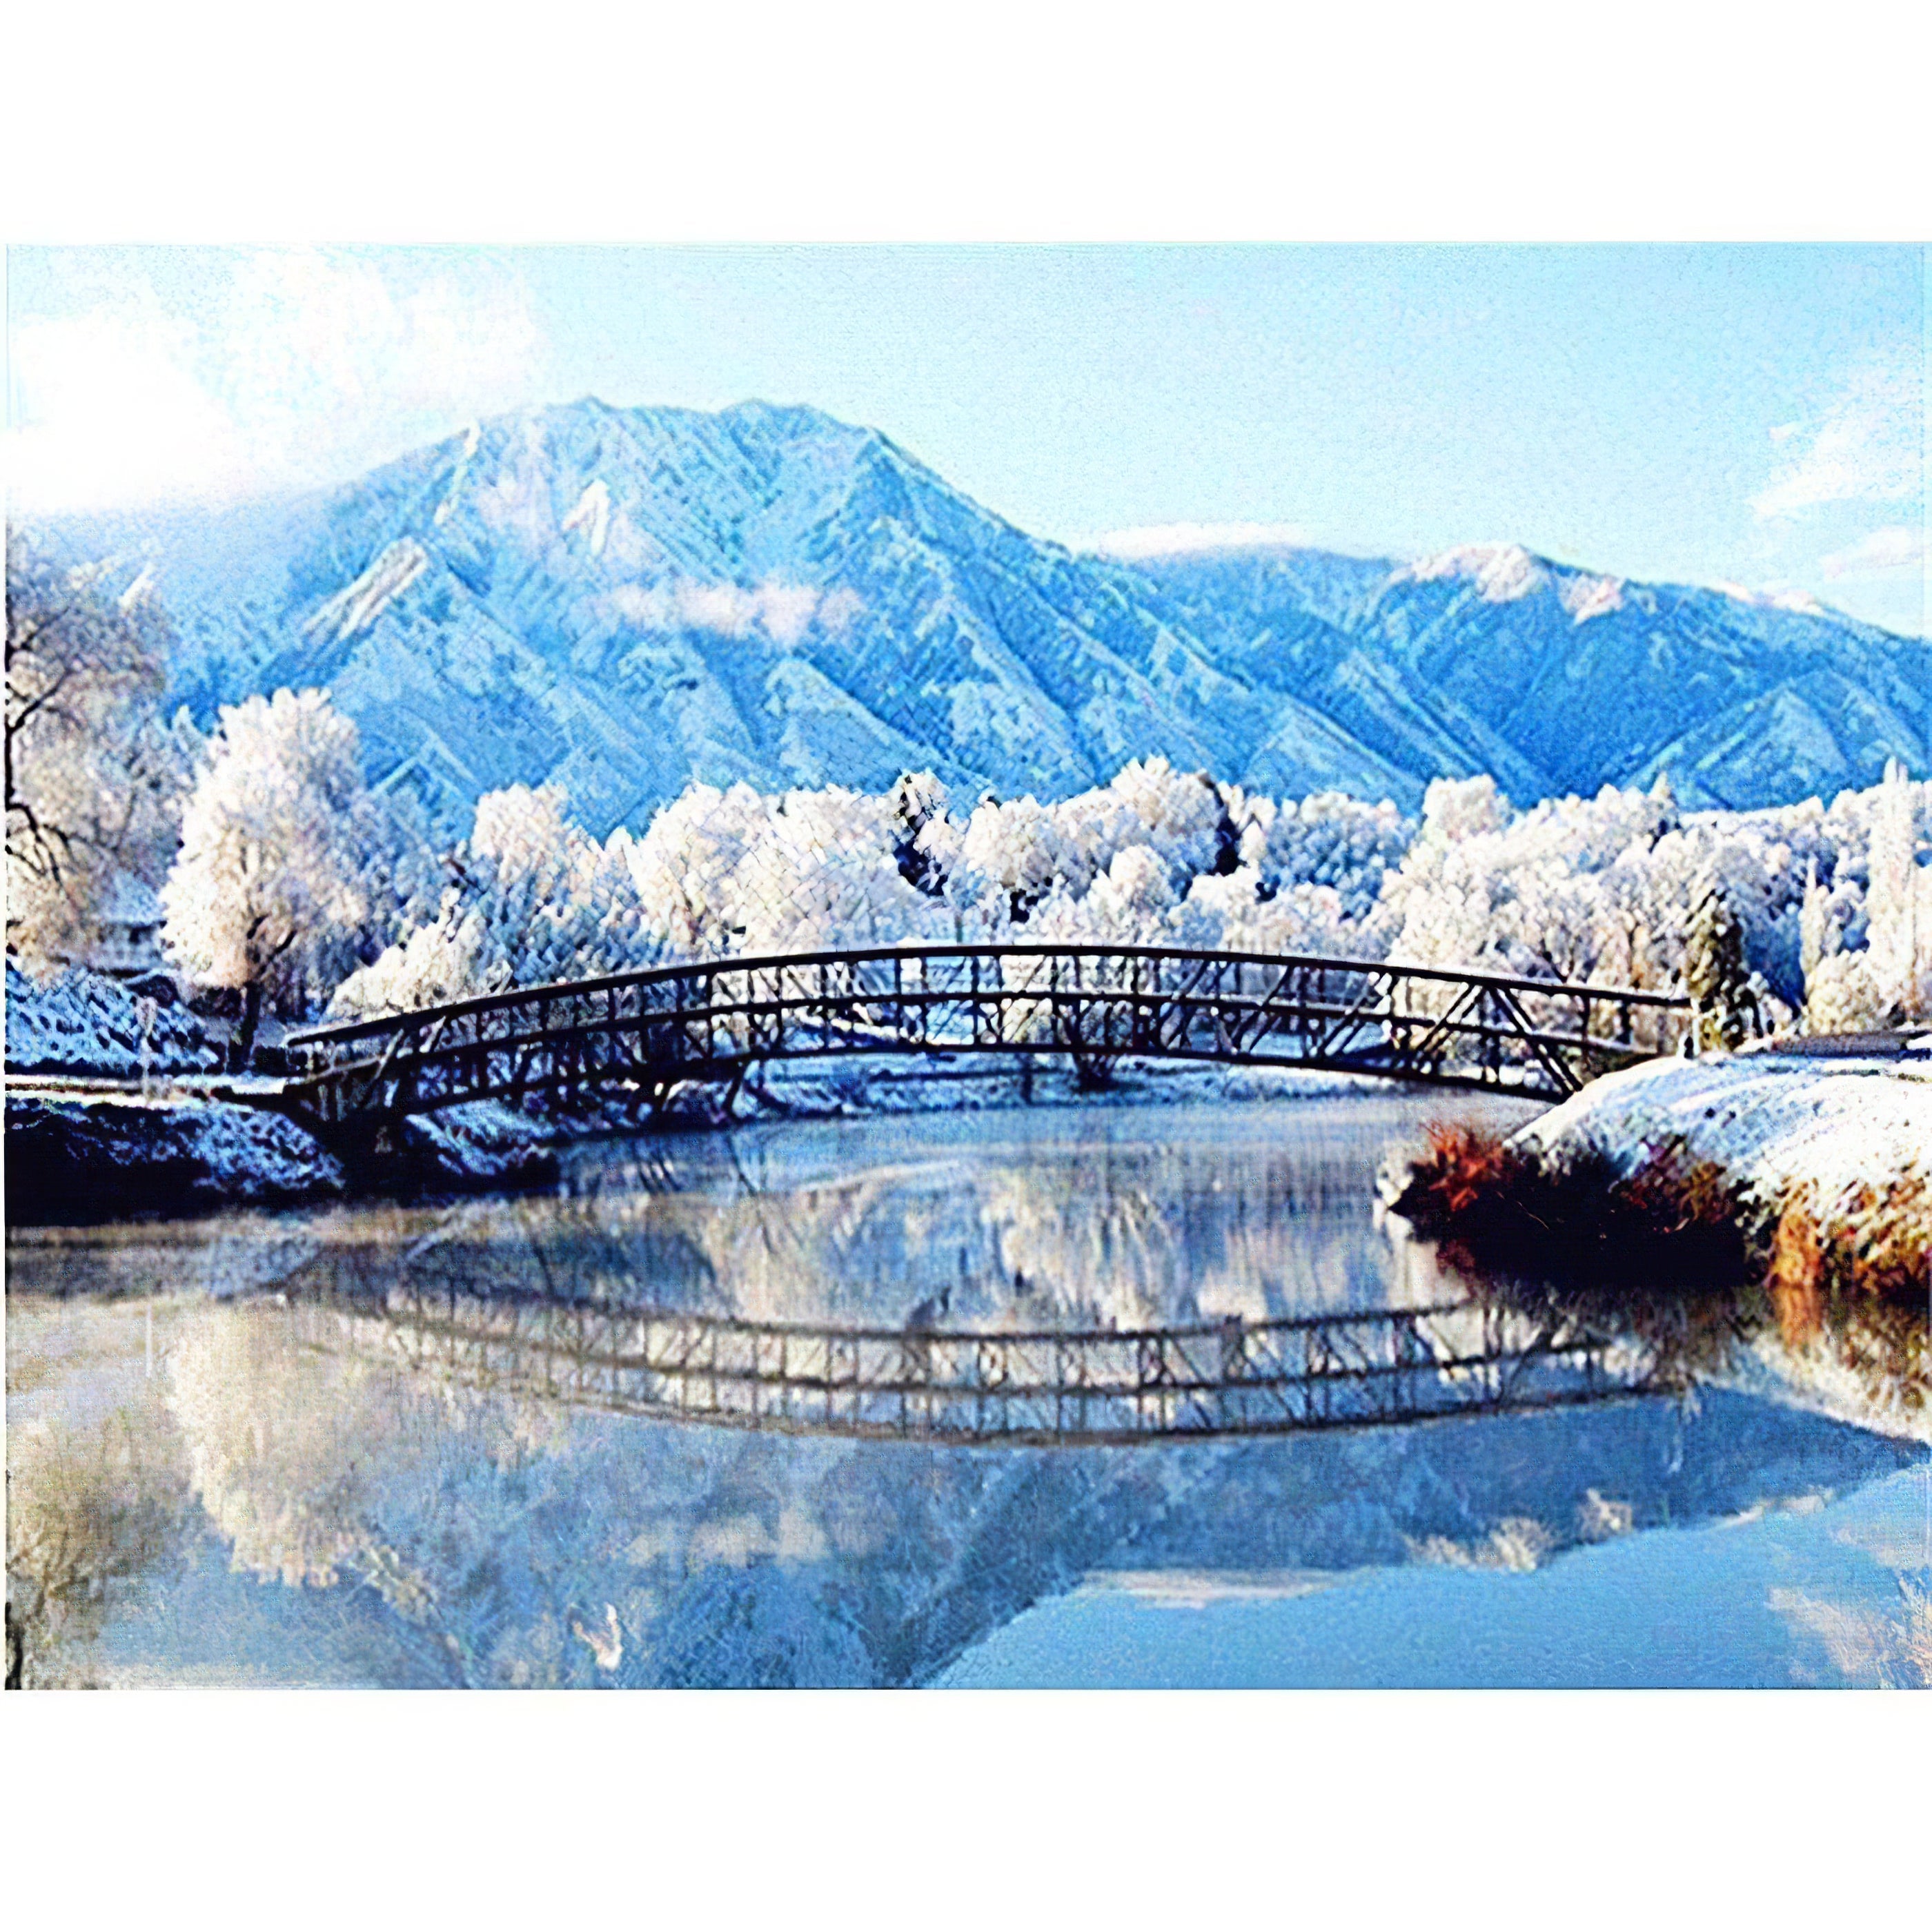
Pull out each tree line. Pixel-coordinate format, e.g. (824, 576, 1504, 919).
(8, 535, 1928, 1065)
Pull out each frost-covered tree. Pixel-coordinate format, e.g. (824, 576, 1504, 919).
(1798, 858, 1833, 985)
(332, 782, 664, 1019)
(310, 753, 1932, 1055)
(1054, 758, 1228, 891)
(1793, 762, 1929, 1033)
(163, 689, 415, 1059)
(1245, 789, 1413, 923)
(887, 771, 954, 897)
(5, 535, 186, 974)
(618, 778, 958, 961)
(1802, 948, 1887, 1036)
(624, 781, 771, 956)
(1381, 772, 1806, 1023)
(718, 786, 941, 956)
(960, 794, 1068, 925)
(1181, 866, 1359, 958)
(1032, 844, 1179, 947)
(1865, 758, 1927, 1019)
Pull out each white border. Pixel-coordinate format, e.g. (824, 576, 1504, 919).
(5, 6, 1929, 1920)
(5, 4, 1931, 243)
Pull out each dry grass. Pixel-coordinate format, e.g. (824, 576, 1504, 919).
(1391, 1123, 1750, 1292)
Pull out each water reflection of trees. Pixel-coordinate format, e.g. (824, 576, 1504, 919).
(15, 1103, 1924, 1686)
(13, 1281, 1923, 1688)
(7, 1407, 188, 1688)
(195, 1118, 1424, 1337)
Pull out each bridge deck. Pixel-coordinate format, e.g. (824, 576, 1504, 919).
(285, 943, 1691, 1126)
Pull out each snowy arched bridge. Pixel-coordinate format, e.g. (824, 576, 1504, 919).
(282, 942, 1692, 1129)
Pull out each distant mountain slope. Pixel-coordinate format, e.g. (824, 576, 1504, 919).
(1129, 540, 1926, 811)
(37, 401, 1926, 833)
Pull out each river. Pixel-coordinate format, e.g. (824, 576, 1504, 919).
(8, 1091, 1928, 1687)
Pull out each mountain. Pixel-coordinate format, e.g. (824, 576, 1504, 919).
(38, 400, 1928, 834)
(1128, 540, 1927, 812)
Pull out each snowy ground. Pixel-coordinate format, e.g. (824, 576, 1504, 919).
(1513, 1041, 1932, 1210)
(4, 962, 220, 1076)
(743, 1053, 1386, 1120)
(1, 1087, 568, 1223)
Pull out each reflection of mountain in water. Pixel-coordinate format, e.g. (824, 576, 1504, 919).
(117, 1299, 1918, 1686)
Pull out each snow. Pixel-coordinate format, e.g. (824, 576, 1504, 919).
(1716, 581, 1833, 620)
(432, 422, 482, 527)
(315, 751, 1923, 1065)
(163, 688, 420, 1018)
(1403, 542, 1544, 602)
(561, 478, 611, 555)
(1559, 572, 1625, 622)
(740, 1053, 1381, 1125)
(1513, 1049, 1932, 1443)
(304, 538, 429, 641)
(5, 962, 219, 1075)
(57, 397, 1918, 843)
(4, 1092, 344, 1219)
(1514, 1046, 1932, 1208)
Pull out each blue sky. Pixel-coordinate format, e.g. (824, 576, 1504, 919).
(7, 244, 1926, 633)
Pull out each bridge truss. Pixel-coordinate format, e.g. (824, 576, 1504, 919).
(285, 942, 1691, 1127)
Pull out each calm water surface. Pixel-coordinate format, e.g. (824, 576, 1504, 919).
(8, 1094, 1928, 1687)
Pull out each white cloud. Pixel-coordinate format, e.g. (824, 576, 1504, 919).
(1820, 524, 1926, 580)
(1752, 357, 1923, 521)
(1082, 520, 1316, 560)
(608, 579, 861, 645)
(6, 299, 257, 511)
(678, 583, 763, 638)
(6, 248, 544, 514)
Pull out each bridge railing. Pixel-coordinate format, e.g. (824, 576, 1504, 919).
(284, 943, 1691, 1121)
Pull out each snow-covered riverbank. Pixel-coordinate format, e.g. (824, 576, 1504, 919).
(1, 1090, 567, 1225)
(1512, 1042, 1932, 1211)
(5, 1092, 345, 1221)
(1507, 1045, 1931, 1443)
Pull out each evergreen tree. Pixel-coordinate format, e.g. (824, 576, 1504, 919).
(1684, 876, 1755, 1049)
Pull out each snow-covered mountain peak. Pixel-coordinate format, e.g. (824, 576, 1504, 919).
(1557, 571, 1626, 624)
(1712, 580, 1842, 621)
(1402, 542, 1544, 603)
(1399, 545, 1631, 624)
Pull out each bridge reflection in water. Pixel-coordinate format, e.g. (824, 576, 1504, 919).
(292, 1288, 1653, 1444)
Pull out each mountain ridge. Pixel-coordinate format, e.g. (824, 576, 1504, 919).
(34, 397, 1926, 835)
